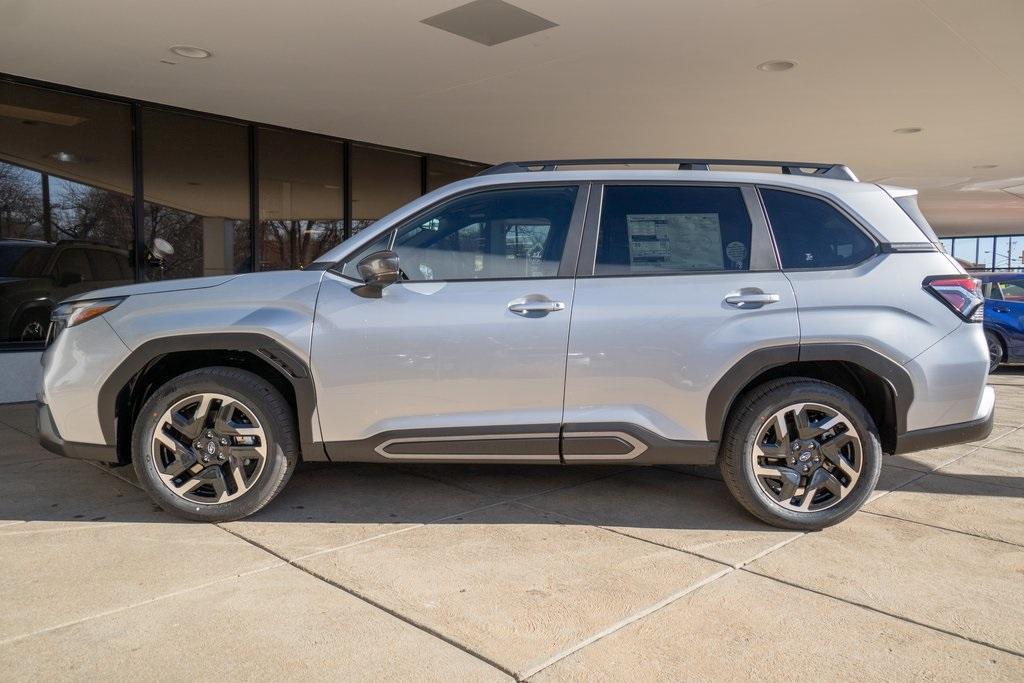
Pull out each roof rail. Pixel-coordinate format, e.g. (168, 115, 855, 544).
(477, 158, 858, 182)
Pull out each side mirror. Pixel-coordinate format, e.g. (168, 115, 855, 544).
(55, 271, 84, 287)
(352, 250, 400, 298)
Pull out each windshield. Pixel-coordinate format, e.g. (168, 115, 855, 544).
(0, 245, 51, 278)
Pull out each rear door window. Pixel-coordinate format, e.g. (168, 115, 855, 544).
(761, 189, 876, 269)
(594, 185, 752, 275)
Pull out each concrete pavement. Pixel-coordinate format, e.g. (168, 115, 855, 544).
(1, 373, 1023, 680)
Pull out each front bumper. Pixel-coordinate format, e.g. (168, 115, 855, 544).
(892, 386, 995, 454)
(37, 402, 117, 463)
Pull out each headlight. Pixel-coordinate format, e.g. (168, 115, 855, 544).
(51, 297, 125, 330)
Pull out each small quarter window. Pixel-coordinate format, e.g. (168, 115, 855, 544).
(595, 185, 752, 275)
(761, 189, 876, 269)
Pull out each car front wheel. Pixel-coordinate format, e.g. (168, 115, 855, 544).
(132, 367, 298, 522)
(719, 378, 881, 530)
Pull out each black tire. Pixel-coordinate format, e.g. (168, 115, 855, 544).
(719, 378, 882, 531)
(985, 330, 1004, 373)
(132, 367, 298, 522)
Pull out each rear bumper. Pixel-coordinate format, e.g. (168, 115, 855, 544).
(892, 386, 995, 454)
(36, 402, 117, 463)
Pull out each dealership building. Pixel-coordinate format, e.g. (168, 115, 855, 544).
(1, 0, 1023, 402)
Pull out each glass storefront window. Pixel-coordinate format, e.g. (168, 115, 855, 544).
(952, 237, 978, 268)
(995, 236, 1024, 270)
(142, 108, 250, 280)
(427, 157, 486, 192)
(258, 128, 344, 270)
(0, 77, 485, 348)
(349, 145, 421, 235)
(976, 237, 995, 270)
(0, 81, 133, 345)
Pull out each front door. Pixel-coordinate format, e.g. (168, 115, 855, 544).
(562, 183, 799, 460)
(311, 183, 587, 461)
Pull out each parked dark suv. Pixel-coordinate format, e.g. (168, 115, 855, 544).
(0, 239, 132, 343)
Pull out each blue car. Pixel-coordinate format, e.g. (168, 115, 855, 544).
(978, 272, 1024, 372)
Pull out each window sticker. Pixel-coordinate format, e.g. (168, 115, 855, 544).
(625, 213, 723, 270)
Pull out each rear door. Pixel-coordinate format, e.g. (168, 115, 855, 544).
(562, 182, 799, 459)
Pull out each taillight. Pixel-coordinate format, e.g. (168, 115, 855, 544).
(923, 275, 983, 322)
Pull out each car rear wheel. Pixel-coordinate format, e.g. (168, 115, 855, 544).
(132, 367, 298, 522)
(985, 331, 1004, 373)
(719, 378, 881, 530)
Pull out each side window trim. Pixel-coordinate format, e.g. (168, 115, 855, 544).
(334, 181, 588, 283)
(755, 185, 881, 272)
(576, 181, 768, 278)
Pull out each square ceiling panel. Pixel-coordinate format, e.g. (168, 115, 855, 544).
(421, 0, 558, 46)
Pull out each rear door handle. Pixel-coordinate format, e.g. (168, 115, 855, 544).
(993, 306, 1010, 313)
(508, 297, 566, 315)
(724, 290, 780, 309)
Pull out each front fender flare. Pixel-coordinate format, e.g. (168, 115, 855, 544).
(97, 333, 318, 453)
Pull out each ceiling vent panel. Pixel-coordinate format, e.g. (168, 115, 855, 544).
(421, 0, 557, 46)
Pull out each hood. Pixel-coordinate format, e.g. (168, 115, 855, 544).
(64, 274, 240, 302)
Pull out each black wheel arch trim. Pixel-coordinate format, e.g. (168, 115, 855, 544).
(705, 343, 913, 442)
(97, 333, 320, 458)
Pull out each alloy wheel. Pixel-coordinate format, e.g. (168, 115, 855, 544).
(151, 392, 267, 505)
(750, 402, 862, 513)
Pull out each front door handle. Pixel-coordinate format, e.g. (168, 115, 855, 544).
(724, 289, 780, 309)
(508, 297, 566, 315)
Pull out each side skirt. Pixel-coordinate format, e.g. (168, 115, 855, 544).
(322, 424, 719, 465)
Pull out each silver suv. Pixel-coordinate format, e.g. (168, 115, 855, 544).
(36, 159, 994, 529)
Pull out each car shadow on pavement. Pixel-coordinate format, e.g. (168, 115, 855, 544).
(1, 457, 1021, 530)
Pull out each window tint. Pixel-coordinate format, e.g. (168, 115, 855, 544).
(998, 280, 1024, 302)
(0, 245, 51, 278)
(55, 249, 92, 281)
(391, 186, 577, 281)
(761, 189, 876, 269)
(86, 249, 125, 281)
(595, 185, 751, 275)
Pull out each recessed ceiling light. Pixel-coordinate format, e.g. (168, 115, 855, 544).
(169, 45, 212, 59)
(972, 164, 998, 169)
(48, 151, 79, 163)
(893, 127, 923, 134)
(756, 60, 797, 72)
(159, 59, 177, 66)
